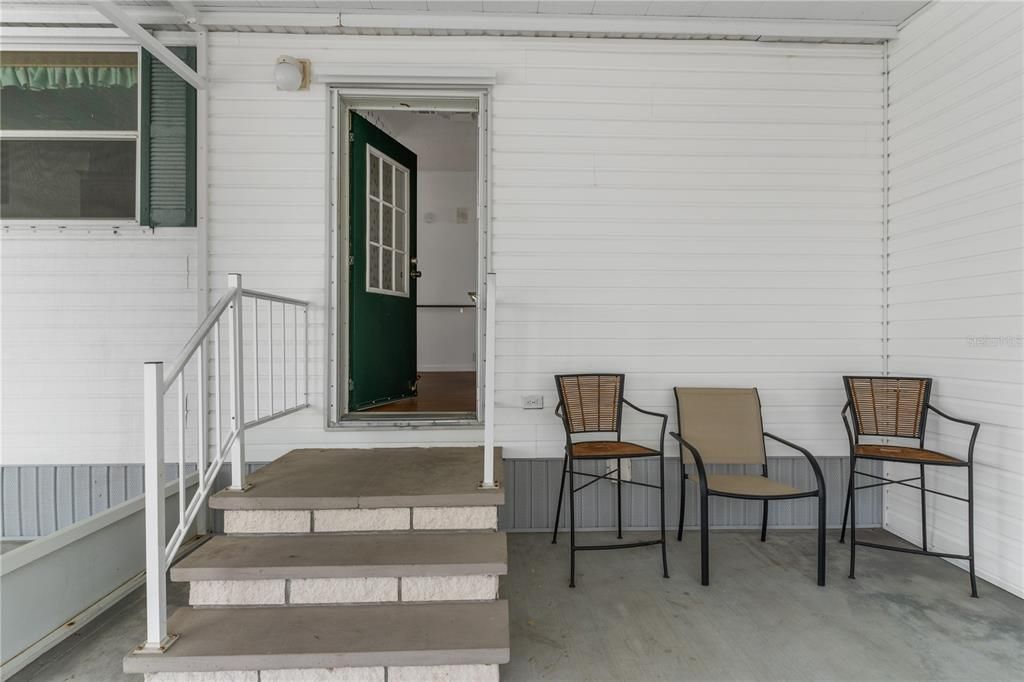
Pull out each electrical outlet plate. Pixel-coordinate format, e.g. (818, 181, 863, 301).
(522, 394, 544, 409)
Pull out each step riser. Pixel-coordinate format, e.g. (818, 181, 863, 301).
(145, 663, 499, 682)
(222, 507, 498, 534)
(188, 575, 500, 606)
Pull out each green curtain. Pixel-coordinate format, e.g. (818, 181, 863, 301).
(0, 65, 137, 90)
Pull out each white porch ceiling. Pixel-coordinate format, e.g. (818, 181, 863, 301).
(2, 1, 931, 42)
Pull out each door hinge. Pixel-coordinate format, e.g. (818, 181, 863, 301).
(348, 378, 355, 391)
(348, 254, 355, 267)
(348, 131, 354, 143)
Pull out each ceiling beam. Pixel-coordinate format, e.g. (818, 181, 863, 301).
(89, 1, 207, 90)
(167, 0, 202, 29)
(336, 12, 898, 41)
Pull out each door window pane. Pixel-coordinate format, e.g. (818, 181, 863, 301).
(1, 139, 136, 219)
(394, 210, 405, 251)
(382, 207, 393, 248)
(381, 249, 393, 291)
(1, 51, 138, 131)
(368, 244, 380, 289)
(368, 153, 379, 198)
(368, 199, 380, 243)
(382, 161, 393, 204)
(395, 169, 406, 210)
(395, 252, 406, 294)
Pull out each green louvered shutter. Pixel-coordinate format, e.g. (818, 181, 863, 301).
(140, 47, 196, 227)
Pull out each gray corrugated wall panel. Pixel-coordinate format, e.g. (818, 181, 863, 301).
(4, 458, 878, 539)
(0, 463, 197, 539)
(499, 457, 882, 531)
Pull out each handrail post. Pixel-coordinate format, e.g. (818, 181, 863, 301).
(227, 273, 249, 491)
(141, 362, 174, 652)
(195, 338, 208, 535)
(481, 272, 498, 489)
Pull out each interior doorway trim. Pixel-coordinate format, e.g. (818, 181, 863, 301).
(324, 81, 493, 429)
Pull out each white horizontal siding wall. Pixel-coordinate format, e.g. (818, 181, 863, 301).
(1, 231, 198, 466)
(206, 34, 884, 463)
(886, 1, 1024, 596)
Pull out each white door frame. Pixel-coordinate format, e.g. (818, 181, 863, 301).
(324, 85, 493, 429)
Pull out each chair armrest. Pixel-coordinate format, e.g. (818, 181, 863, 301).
(669, 432, 709, 486)
(927, 404, 980, 429)
(618, 399, 667, 450)
(926, 405, 981, 462)
(555, 401, 564, 418)
(840, 400, 856, 450)
(763, 432, 825, 493)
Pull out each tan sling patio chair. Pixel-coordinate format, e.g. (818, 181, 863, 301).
(671, 387, 827, 586)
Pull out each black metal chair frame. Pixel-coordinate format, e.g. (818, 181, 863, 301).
(839, 376, 981, 597)
(551, 374, 669, 588)
(671, 431, 826, 587)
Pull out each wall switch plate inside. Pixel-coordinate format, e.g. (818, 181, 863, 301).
(522, 394, 544, 409)
(607, 458, 631, 482)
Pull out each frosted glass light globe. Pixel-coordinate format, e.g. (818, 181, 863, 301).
(274, 57, 304, 91)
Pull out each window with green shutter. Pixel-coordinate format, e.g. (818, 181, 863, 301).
(0, 48, 196, 226)
(140, 46, 196, 228)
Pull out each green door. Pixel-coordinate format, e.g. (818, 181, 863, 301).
(348, 112, 418, 411)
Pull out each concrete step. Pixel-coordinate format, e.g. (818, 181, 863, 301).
(211, 448, 504, 534)
(123, 601, 510, 679)
(171, 532, 507, 606)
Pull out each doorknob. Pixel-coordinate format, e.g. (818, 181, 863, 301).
(468, 291, 478, 304)
(410, 257, 422, 279)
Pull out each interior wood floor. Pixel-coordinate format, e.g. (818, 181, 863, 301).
(361, 371, 476, 414)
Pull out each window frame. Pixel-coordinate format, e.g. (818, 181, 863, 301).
(364, 144, 411, 299)
(0, 45, 143, 226)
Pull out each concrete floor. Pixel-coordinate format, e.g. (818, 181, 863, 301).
(11, 530, 1024, 681)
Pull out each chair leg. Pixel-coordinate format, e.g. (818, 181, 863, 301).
(848, 456, 857, 580)
(616, 457, 623, 540)
(919, 464, 928, 553)
(660, 453, 669, 579)
(817, 490, 827, 586)
(552, 451, 568, 544)
(677, 465, 686, 542)
(968, 463, 978, 598)
(568, 456, 576, 588)
(700, 488, 710, 586)
(839, 464, 854, 544)
(760, 500, 769, 542)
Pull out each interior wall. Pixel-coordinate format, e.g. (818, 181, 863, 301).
(885, 1, 1024, 596)
(204, 33, 885, 462)
(372, 110, 479, 373)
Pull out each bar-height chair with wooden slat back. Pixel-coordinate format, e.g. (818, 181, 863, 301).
(551, 374, 669, 588)
(839, 376, 981, 597)
(671, 388, 827, 586)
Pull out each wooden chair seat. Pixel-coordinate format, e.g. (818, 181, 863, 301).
(571, 441, 657, 459)
(703, 474, 802, 498)
(854, 444, 965, 466)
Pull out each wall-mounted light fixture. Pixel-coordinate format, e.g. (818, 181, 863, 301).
(274, 56, 311, 91)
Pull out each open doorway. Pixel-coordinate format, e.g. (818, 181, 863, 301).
(343, 107, 479, 419)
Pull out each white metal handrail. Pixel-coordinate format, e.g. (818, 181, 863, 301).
(482, 272, 497, 489)
(141, 274, 308, 652)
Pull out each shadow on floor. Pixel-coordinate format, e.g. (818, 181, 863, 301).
(12, 530, 1024, 681)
